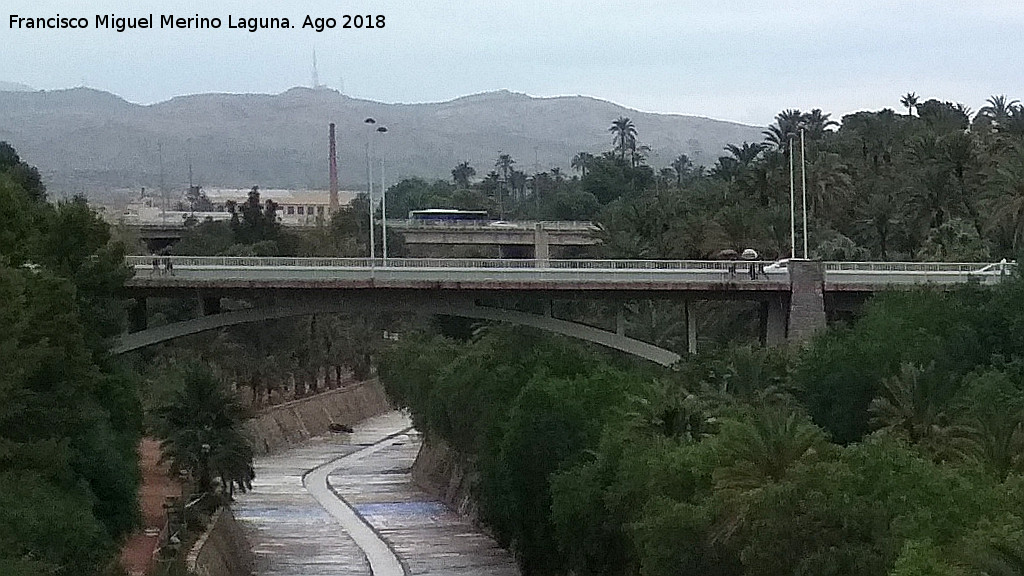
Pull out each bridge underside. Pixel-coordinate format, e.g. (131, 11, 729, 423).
(114, 292, 691, 366)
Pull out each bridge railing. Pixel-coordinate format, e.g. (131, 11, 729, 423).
(125, 256, 779, 271)
(823, 261, 1008, 273)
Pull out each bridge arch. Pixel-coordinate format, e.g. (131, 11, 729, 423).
(112, 299, 682, 366)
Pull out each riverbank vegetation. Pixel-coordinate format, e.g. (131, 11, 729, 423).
(0, 143, 142, 576)
(380, 274, 1024, 575)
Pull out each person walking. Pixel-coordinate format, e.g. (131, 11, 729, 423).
(741, 248, 759, 280)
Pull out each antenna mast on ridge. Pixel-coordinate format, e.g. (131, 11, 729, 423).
(312, 49, 321, 89)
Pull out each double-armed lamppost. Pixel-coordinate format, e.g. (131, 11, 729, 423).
(364, 119, 390, 263)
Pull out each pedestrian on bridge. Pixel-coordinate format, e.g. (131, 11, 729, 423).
(741, 248, 759, 280)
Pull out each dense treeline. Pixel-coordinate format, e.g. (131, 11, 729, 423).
(372, 95, 1024, 262)
(380, 275, 1024, 575)
(0, 143, 142, 576)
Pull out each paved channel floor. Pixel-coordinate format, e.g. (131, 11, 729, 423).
(233, 411, 520, 576)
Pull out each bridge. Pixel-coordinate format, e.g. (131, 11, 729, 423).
(117, 256, 1014, 365)
(127, 219, 600, 257)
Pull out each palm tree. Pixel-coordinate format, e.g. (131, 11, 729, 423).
(154, 364, 253, 495)
(985, 144, 1024, 251)
(708, 408, 827, 545)
(724, 142, 765, 166)
(980, 95, 1021, 128)
(868, 363, 974, 462)
(571, 152, 595, 177)
(495, 153, 515, 215)
(451, 161, 476, 188)
(670, 154, 693, 186)
(609, 116, 637, 161)
(762, 109, 805, 150)
(713, 409, 826, 491)
(900, 92, 919, 116)
(802, 109, 839, 139)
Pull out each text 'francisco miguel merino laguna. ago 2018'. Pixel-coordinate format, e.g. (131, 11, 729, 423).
(7, 14, 357, 32)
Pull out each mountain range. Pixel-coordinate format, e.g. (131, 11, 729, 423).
(0, 86, 764, 198)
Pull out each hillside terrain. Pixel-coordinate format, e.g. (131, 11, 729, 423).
(0, 86, 763, 198)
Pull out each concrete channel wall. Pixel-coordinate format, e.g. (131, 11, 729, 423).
(243, 379, 392, 454)
(186, 507, 253, 576)
(188, 379, 392, 576)
(410, 434, 480, 520)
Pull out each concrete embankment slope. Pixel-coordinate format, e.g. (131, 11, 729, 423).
(410, 434, 480, 520)
(243, 379, 392, 454)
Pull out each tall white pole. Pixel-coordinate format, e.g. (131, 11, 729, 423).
(364, 118, 377, 263)
(380, 157, 387, 261)
(366, 140, 374, 261)
(789, 138, 796, 259)
(800, 128, 808, 259)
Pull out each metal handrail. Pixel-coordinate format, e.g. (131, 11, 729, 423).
(125, 256, 777, 271)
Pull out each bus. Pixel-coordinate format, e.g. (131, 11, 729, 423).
(407, 208, 490, 223)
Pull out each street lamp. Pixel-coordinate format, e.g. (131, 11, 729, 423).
(364, 118, 376, 261)
(376, 126, 389, 262)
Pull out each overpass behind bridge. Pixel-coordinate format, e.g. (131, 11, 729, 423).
(117, 257, 1013, 365)
(127, 218, 600, 257)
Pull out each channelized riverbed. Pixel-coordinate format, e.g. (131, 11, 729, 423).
(233, 411, 519, 576)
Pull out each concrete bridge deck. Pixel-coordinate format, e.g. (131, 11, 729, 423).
(124, 257, 1011, 293)
(117, 257, 1014, 363)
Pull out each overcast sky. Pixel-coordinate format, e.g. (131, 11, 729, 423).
(4, 1, 1023, 125)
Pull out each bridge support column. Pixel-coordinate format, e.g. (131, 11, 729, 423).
(129, 297, 147, 333)
(616, 306, 625, 336)
(760, 295, 787, 346)
(534, 223, 550, 266)
(787, 260, 826, 344)
(685, 300, 697, 354)
(200, 296, 222, 316)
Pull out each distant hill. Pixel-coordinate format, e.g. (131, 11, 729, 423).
(0, 87, 764, 198)
(0, 81, 35, 92)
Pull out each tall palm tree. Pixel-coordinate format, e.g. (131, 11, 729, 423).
(802, 109, 839, 139)
(762, 109, 803, 150)
(495, 153, 515, 214)
(609, 116, 637, 161)
(900, 92, 919, 117)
